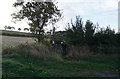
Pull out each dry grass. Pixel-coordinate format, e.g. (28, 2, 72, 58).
(49, 53, 64, 62)
(29, 44, 51, 59)
(66, 46, 99, 59)
(3, 43, 101, 61)
(2, 42, 101, 59)
(14, 43, 50, 59)
(2, 35, 109, 61)
(2, 43, 64, 61)
(2, 35, 36, 47)
(1, 35, 63, 61)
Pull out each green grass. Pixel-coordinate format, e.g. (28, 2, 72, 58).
(2, 52, 119, 77)
(1, 30, 35, 37)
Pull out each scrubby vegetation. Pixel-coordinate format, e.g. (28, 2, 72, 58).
(2, 15, 120, 77)
(52, 16, 120, 55)
(2, 0, 119, 78)
(2, 43, 119, 77)
(2, 16, 120, 77)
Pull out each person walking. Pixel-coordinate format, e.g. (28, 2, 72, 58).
(60, 41, 67, 56)
(51, 40, 55, 51)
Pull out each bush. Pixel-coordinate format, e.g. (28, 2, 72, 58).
(41, 38, 51, 47)
(66, 46, 94, 59)
(3, 43, 119, 61)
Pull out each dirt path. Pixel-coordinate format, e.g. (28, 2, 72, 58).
(76, 70, 118, 77)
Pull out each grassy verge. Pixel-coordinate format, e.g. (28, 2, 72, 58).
(2, 43, 119, 77)
(2, 53, 119, 77)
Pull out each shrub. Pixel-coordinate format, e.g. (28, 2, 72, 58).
(66, 46, 94, 59)
(41, 38, 51, 47)
(3, 43, 118, 61)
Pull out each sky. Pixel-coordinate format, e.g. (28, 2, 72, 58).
(0, 0, 119, 32)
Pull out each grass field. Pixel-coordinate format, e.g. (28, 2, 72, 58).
(2, 35, 36, 47)
(2, 43, 119, 77)
(2, 52, 118, 77)
(1, 30, 36, 46)
(1, 30, 35, 37)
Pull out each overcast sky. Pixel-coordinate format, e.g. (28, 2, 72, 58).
(0, 0, 119, 32)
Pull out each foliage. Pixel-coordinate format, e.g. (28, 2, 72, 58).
(2, 45, 118, 77)
(52, 31, 65, 44)
(12, 0, 62, 43)
(84, 20, 95, 46)
(41, 38, 51, 47)
(64, 15, 120, 54)
(94, 27, 116, 46)
(65, 16, 84, 46)
(4, 25, 15, 31)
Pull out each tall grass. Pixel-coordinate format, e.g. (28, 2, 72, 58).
(66, 46, 95, 59)
(2, 43, 64, 61)
(3, 43, 118, 61)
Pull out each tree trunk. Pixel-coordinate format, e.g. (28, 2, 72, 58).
(37, 18, 45, 43)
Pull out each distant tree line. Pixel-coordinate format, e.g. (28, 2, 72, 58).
(4, 25, 30, 32)
(4, 25, 15, 31)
